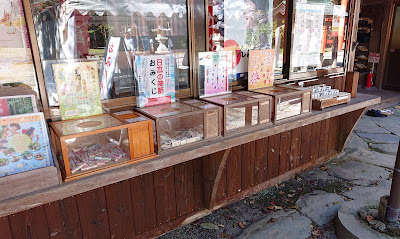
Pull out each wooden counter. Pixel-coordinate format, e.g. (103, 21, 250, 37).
(0, 93, 380, 239)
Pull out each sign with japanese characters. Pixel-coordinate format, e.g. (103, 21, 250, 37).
(199, 51, 232, 97)
(368, 52, 380, 63)
(100, 37, 121, 100)
(248, 49, 275, 90)
(135, 54, 175, 108)
(53, 61, 102, 120)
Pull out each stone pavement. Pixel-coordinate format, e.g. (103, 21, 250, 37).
(161, 106, 400, 239)
(237, 106, 400, 239)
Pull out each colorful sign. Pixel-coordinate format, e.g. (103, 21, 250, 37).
(248, 49, 275, 90)
(135, 54, 175, 108)
(0, 95, 37, 116)
(291, 3, 325, 68)
(53, 61, 102, 120)
(368, 52, 380, 63)
(100, 37, 121, 100)
(0, 112, 53, 177)
(0, 0, 38, 93)
(199, 51, 231, 97)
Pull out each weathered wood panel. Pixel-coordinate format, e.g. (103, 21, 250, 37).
(254, 138, 265, 185)
(76, 188, 110, 239)
(130, 174, 157, 234)
(153, 167, 177, 225)
(279, 131, 292, 174)
(174, 161, 195, 217)
(227, 146, 242, 196)
(0, 217, 12, 239)
(300, 124, 312, 165)
(9, 206, 50, 239)
(104, 181, 136, 239)
(192, 157, 205, 210)
(290, 128, 302, 169)
(319, 119, 330, 157)
(44, 197, 82, 239)
(328, 117, 340, 154)
(310, 121, 322, 161)
(267, 134, 281, 179)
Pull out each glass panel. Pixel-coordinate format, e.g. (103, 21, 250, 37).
(66, 128, 130, 174)
(159, 114, 204, 150)
(276, 95, 301, 120)
(207, 0, 287, 77)
(226, 103, 258, 132)
(136, 102, 197, 118)
(291, 0, 349, 73)
(52, 114, 123, 135)
(30, 0, 190, 106)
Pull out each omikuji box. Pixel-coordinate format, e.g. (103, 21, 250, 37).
(201, 92, 272, 135)
(135, 102, 214, 152)
(251, 85, 312, 122)
(49, 114, 156, 181)
(181, 99, 223, 138)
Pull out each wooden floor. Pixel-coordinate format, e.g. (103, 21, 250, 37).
(358, 87, 400, 109)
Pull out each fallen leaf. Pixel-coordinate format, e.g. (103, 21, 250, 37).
(347, 187, 352, 191)
(291, 205, 299, 209)
(233, 223, 237, 228)
(267, 205, 275, 211)
(298, 187, 303, 191)
(269, 218, 276, 223)
(200, 222, 219, 230)
(274, 206, 283, 210)
(362, 170, 366, 173)
(395, 105, 400, 109)
(274, 184, 279, 188)
(218, 224, 225, 228)
(270, 201, 275, 206)
(281, 184, 285, 187)
(288, 194, 295, 198)
(221, 233, 229, 238)
(376, 182, 380, 186)
(333, 202, 340, 205)
(249, 200, 255, 205)
(320, 166, 327, 171)
(296, 176, 302, 182)
(239, 222, 245, 228)
(366, 215, 374, 222)
(279, 191, 285, 195)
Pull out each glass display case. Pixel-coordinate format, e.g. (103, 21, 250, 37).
(49, 114, 156, 181)
(181, 99, 222, 139)
(135, 102, 216, 152)
(201, 92, 272, 135)
(251, 85, 312, 122)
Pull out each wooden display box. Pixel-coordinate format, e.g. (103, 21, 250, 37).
(135, 102, 219, 152)
(181, 99, 223, 138)
(312, 92, 351, 110)
(49, 113, 156, 181)
(201, 92, 272, 135)
(251, 85, 312, 123)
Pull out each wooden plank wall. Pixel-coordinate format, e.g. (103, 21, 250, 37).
(0, 117, 343, 239)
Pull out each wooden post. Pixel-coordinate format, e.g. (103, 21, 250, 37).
(345, 71, 360, 98)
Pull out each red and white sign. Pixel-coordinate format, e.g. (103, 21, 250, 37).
(368, 52, 380, 63)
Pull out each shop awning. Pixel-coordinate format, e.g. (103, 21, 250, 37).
(32, 0, 187, 18)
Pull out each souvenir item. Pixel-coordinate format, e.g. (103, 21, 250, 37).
(0, 112, 53, 177)
(49, 113, 156, 181)
(135, 54, 175, 108)
(53, 61, 102, 120)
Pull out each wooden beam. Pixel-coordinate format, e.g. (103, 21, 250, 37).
(208, 148, 231, 209)
(376, 1, 396, 89)
(0, 94, 380, 218)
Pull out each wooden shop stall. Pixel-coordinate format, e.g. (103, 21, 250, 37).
(0, 0, 382, 238)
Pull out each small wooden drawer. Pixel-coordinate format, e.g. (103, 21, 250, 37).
(251, 85, 312, 123)
(49, 113, 156, 181)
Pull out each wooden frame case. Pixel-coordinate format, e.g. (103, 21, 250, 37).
(201, 92, 273, 135)
(251, 85, 312, 123)
(135, 102, 220, 153)
(49, 113, 156, 181)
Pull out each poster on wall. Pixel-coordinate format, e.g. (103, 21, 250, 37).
(53, 61, 102, 120)
(199, 51, 232, 97)
(0, 112, 53, 178)
(0, 95, 37, 116)
(135, 54, 175, 108)
(291, 3, 325, 68)
(248, 49, 275, 90)
(0, 0, 38, 92)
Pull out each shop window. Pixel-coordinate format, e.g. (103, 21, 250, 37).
(291, 0, 349, 74)
(29, 0, 190, 107)
(206, 0, 287, 80)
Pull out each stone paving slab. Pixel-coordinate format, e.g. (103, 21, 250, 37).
(355, 132, 400, 144)
(345, 132, 369, 151)
(327, 159, 392, 186)
(237, 210, 312, 239)
(295, 190, 344, 226)
(353, 119, 391, 134)
(341, 179, 392, 200)
(369, 143, 399, 156)
(347, 149, 396, 169)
